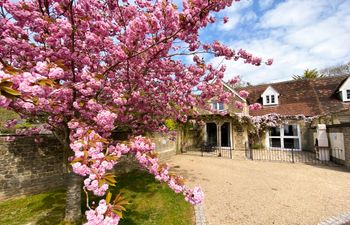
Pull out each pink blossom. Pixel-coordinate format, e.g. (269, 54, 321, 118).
(35, 62, 48, 74)
(168, 178, 184, 193)
(85, 200, 120, 225)
(72, 162, 90, 176)
(4, 136, 16, 142)
(223, 16, 229, 24)
(0, 96, 11, 107)
(228, 76, 240, 86)
(94, 110, 116, 131)
(184, 187, 204, 205)
(239, 90, 249, 98)
(249, 103, 262, 111)
(4, 119, 18, 128)
(266, 58, 273, 65)
(235, 101, 244, 109)
(48, 67, 64, 79)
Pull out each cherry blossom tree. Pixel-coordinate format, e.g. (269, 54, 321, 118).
(0, 0, 271, 224)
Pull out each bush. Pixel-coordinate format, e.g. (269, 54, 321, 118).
(251, 143, 264, 149)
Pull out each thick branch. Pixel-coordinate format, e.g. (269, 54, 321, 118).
(69, 0, 77, 103)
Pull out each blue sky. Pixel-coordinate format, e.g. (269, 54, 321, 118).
(194, 0, 350, 85)
(8, 0, 350, 85)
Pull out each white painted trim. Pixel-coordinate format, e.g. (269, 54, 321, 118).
(338, 76, 350, 91)
(222, 82, 247, 102)
(342, 89, 350, 102)
(267, 124, 302, 151)
(339, 77, 350, 102)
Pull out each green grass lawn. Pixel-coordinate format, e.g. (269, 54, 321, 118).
(0, 170, 194, 225)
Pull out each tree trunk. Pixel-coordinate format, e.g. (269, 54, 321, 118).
(56, 125, 83, 223)
(64, 172, 83, 223)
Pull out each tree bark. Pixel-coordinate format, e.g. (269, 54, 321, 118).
(55, 125, 83, 223)
(64, 172, 83, 223)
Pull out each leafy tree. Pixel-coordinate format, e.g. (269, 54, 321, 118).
(292, 68, 325, 80)
(320, 61, 350, 77)
(0, 0, 270, 224)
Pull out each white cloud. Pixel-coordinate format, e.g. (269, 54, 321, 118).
(241, 11, 258, 23)
(259, 0, 274, 10)
(224, 0, 254, 13)
(210, 0, 350, 84)
(218, 16, 240, 31)
(216, 0, 256, 31)
(259, 1, 329, 28)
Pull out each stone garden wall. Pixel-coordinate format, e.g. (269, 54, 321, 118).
(0, 135, 65, 200)
(0, 133, 178, 200)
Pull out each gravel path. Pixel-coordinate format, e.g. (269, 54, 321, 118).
(167, 155, 350, 225)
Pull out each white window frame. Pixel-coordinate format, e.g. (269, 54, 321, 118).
(271, 95, 276, 104)
(264, 94, 277, 105)
(212, 102, 225, 111)
(267, 124, 301, 151)
(346, 90, 350, 101)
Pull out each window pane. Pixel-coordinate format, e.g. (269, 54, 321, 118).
(212, 102, 217, 110)
(271, 95, 275, 103)
(266, 96, 270, 103)
(283, 138, 300, 149)
(347, 90, 350, 99)
(269, 127, 280, 136)
(218, 103, 224, 111)
(269, 138, 281, 148)
(284, 125, 298, 136)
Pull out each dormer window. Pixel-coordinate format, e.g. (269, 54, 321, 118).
(261, 86, 279, 106)
(212, 102, 224, 111)
(339, 77, 350, 102)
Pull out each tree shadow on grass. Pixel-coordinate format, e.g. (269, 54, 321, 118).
(0, 169, 192, 225)
(119, 209, 153, 225)
(28, 190, 66, 225)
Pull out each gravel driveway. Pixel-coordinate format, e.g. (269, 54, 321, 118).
(167, 154, 350, 225)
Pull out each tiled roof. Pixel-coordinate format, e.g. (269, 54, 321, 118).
(239, 75, 350, 116)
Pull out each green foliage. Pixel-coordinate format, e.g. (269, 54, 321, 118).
(164, 119, 177, 131)
(0, 109, 37, 134)
(0, 108, 20, 134)
(251, 143, 264, 149)
(0, 170, 194, 225)
(292, 68, 325, 80)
